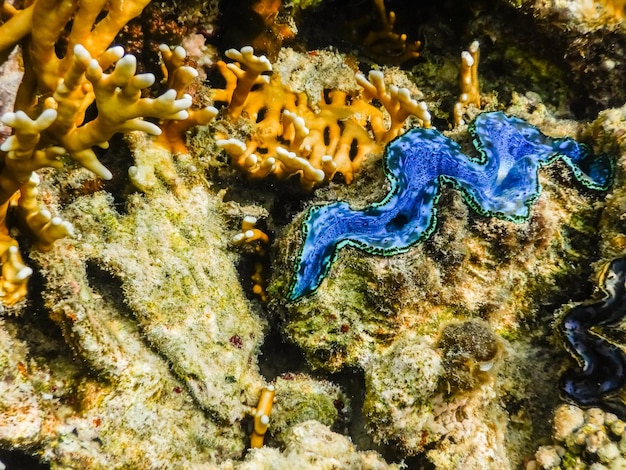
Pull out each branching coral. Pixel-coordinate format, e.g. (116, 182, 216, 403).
(363, 0, 422, 64)
(233, 215, 270, 302)
(0, 0, 196, 307)
(454, 41, 481, 127)
(213, 46, 431, 190)
(155, 44, 218, 154)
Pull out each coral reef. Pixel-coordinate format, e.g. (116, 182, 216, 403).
(220, 421, 399, 469)
(0, 0, 193, 308)
(1, 0, 626, 469)
(502, 0, 626, 113)
(269, 93, 622, 465)
(267, 373, 350, 446)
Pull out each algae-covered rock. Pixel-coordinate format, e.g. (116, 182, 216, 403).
(0, 134, 268, 465)
(362, 333, 443, 453)
(501, 0, 626, 112)
(269, 97, 614, 466)
(269, 373, 350, 445)
(35, 175, 267, 424)
(221, 421, 398, 470)
(0, 289, 243, 468)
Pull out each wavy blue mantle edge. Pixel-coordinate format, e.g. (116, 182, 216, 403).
(287, 111, 614, 301)
(560, 257, 626, 418)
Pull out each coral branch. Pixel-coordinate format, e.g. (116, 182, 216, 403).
(250, 385, 276, 448)
(0, 2, 35, 59)
(454, 41, 481, 127)
(222, 46, 272, 120)
(156, 44, 218, 154)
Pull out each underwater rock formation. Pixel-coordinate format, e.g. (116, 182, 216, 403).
(270, 95, 620, 464)
(219, 420, 399, 469)
(527, 404, 626, 469)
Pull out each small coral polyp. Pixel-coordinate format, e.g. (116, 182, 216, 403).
(288, 111, 613, 300)
(213, 46, 431, 190)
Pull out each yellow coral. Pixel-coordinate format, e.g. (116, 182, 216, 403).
(0, 0, 198, 307)
(363, 0, 421, 64)
(454, 41, 481, 127)
(250, 385, 276, 448)
(155, 44, 218, 154)
(213, 46, 430, 189)
(232, 216, 270, 302)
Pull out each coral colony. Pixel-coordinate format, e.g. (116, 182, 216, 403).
(288, 111, 614, 300)
(560, 256, 626, 418)
(215, 47, 431, 190)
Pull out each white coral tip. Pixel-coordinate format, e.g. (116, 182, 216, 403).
(173, 46, 186, 60)
(461, 51, 474, 67)
(73, 44, 90, 60)
(244, 154, 258, 168)
(109, 46, 125, 60)
(369, 70, 384, 81)
(16, 266, 33, 282)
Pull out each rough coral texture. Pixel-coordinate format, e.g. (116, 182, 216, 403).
(219, 421, 399, 470)
(502, 0, 626, 112)
(526, 405, 626, 469)
(268, 373, 350, 446)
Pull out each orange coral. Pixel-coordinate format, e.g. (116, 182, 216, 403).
(250, 385, 276, 448)
(454, 41, 481, 127)
(232, 216, 270, 303)
(213, 47, 430, 190)
(0, 0, 196, 307)
(363, 0, 421, 64)
(155, 44, 218, 154)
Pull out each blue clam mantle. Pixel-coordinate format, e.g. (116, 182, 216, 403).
(560, 257, 626, 417)
(288, 111, 613, 300)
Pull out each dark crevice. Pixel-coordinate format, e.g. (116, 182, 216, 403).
(257, 328, 407, 464)
(84, 261, 135, 321)
(0, 448, 49, 470)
